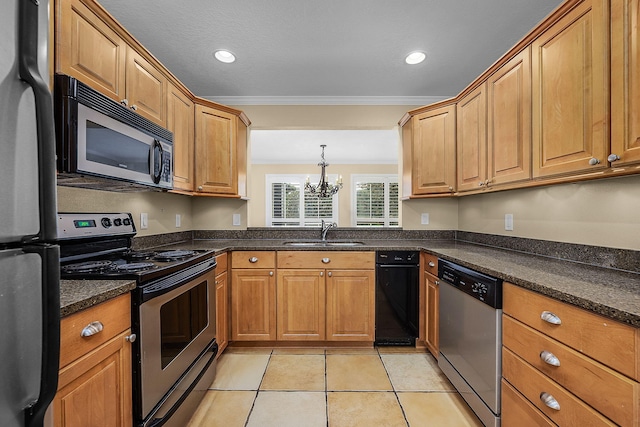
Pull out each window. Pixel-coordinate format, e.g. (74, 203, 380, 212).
(266, 175, 338, 227)
(352, 175, 399, 227)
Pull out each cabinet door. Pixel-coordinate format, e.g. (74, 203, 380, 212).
(57, 0, 126, 102)
(195, 105, 238, 195)
(168, 84, 195, 192)
(425, 272, 439, 357)
(411, 105, 457, 194)
(457, 84, 487, 192)
(611, 0, 640, 166)
(532, 0, 608, 178)
(231, 269, 276, 341)
(215, 271, 228, 355)
(326, 270, 375, 341)
(53, 331, 133, 427)
(487, 47, 532, 186)
(276, 269, 326, 340)
(125, 48, 167, 126)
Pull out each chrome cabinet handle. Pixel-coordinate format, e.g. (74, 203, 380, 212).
(120, 98, 128, 106)
(269, 271, 274, 276)
(81, 321, 104, 337)
(249, 257, 259, 263)
(197, 185, 203, 191)
(130, 104, 138, 111)
(328, 271, 332, 277)
(589, 157, 600, 165)
(540, 350, 560, 367)
(479, 181, 485, 186)
(448, 186, 454, 192)
(428, 261, 435, 268)
(540, 392, 560, 411)
(320, 271, 324, 277)
(608, 153, 620, 163)
(435, 280, 439, 285)
(321, 257, 330, 264)
(125, 334, 137, 343)
(541, 311, 561, 325)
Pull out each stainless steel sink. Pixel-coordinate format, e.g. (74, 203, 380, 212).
(283, 241, 364, 246)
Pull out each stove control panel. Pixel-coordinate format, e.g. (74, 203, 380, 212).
(57, 212, 136, 239)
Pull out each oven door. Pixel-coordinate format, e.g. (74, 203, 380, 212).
(137, 264, 216, 422)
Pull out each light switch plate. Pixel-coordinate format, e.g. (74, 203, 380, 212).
(140, 213, 148, 229)
(421, 213, 430, 225)
(505, 214, 514, 231)
(175, 214, 181, 228)
(232, 213, 241, 226)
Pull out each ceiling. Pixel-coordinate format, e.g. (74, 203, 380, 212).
(98, 0, 563, 106)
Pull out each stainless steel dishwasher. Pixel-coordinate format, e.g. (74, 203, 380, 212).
(438, 259, 503, 427)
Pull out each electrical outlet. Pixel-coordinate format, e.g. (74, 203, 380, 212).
(140, 213, 148, 229)
(505, 214, 514, 231)
(421, 213, 430, 225)
(175, 214, 181, 228)
(232, 213, 241, 226)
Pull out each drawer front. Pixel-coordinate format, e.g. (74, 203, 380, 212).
(277, 251, 374, 269)
(60, 294, 131, 368)
(232, 251, 276, 269)
(503, 315, 639, 426)
(216, 252, 228, 273)
(503, 282, 638, 380)
(502, 379, 555, 427)
(502, 348, 616, 427)
(422, 252, 438, 276)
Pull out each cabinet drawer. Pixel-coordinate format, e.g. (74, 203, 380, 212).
(216, 252, 228, 274)
(232, 251, 276, 269)
(503, 282, 639, 380)
(422, 252, 438, 276)
(277, 251, 374, 269)
(503, 315, 640, 426)
(502, 379, 555, 427)
(59, 294, 130, 368)
(502, 348, 616, 426)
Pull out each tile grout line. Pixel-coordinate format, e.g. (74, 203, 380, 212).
(324, 349, 329, 427)
(242, 349, 274, 427)
(377, 347, 411, 427)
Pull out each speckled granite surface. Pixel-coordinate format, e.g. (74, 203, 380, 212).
(60, 279, 135, 317)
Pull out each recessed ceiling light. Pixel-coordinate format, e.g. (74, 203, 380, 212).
(214, 50, 236, 63)
(405, 51, 426, 65)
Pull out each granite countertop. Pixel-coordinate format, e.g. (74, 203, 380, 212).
(60, 279, 136, 317)
(60, 238, 640, 328)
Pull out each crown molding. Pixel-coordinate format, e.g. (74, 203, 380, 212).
(200, 95, 450, 106)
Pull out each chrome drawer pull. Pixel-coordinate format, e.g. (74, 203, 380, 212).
(321, 257, 330, 264)
(540, 392, 560, 411)
(249, 257, 259, 263)
(428, 261, 435, 267)
(269, 271, 274, 276)
(541, 311, 562, 325)
(328, 271, 332, 277)
(125, 334, 137, 343)
(540, 351, 560, 367)
(81, 321, 104, 337)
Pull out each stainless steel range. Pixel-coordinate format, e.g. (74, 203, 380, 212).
(58, 213, 218, 427)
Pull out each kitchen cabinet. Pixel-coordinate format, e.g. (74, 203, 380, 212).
(400, 103, 457, 197)
(230, 251, 276, 341)
(502, 283, 640, 426)
(57, 0, 167, 127)
(167, 82, 195, 192)
(276, 251, 375, 342)
(52, 294, 133, 427)
(531, 0, 608, 178)
(421, 253, 439, 357)
(456, 84, 487, 192)
(215, 253, 229, 356)
(611, 0, 640, 167)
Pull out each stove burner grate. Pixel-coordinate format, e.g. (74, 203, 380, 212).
(154, 250, 197, 261)
(114, 262, 156, 272)
(62, 260, 114, 274)
(124, 250, 156, 261)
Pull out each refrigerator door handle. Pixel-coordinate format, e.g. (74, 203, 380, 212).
(18, 0, 58, 243)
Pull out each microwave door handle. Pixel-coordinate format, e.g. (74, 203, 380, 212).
(151, 139, 163, 184)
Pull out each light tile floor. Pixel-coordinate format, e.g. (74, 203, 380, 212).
(188, 347, 483, 427)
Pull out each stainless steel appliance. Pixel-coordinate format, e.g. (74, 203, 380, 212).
(375, 251, 419, 346)
(54, 74, 174, 191)
(0, 1, 60, 426)
(58, 213, 218, 427)
(438, 259, 503, 427)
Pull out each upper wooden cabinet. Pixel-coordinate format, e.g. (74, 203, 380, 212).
(457, 84, 487, 192)
(611, 0, 640, 167)
(167, 83, 195, 192)
(401, 102, 457, 197)
(531, 0, 609, 178)
(57, 0, 167, 127)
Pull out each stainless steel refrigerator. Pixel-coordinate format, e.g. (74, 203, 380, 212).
(1, 1, 60, 426)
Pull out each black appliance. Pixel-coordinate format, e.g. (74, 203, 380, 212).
(438, 259, 503, 427)
(1, 1, 60, 426)
(375, 251, 419, 346)
(58, 213, 218, 427)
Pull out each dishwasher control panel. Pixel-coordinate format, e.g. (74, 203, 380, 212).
(438, 259, 503, 308)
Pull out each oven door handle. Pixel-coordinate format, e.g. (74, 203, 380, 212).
(141, 259, 216, 303)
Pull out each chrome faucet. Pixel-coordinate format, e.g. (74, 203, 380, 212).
(320, 219, 336, 241)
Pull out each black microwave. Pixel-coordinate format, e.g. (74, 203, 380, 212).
(54, 74, 173, 191)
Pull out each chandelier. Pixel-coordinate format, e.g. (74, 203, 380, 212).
(305, 144, 343, 198)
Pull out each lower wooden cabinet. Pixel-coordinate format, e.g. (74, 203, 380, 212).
(53, 294, 133, 427)
(215, 253, 229, 356)
(421, 252, 439, 357)
(276, 269, 326, 340)
(325, 269, 375, 341)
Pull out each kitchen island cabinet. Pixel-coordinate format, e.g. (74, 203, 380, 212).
(52, 294, 133, 427)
